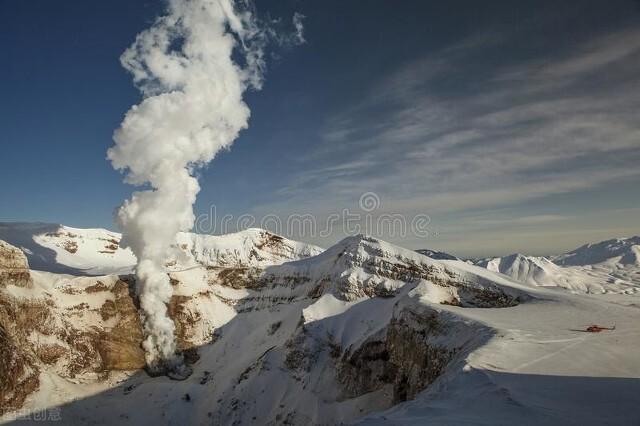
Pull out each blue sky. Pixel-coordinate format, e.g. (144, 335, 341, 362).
(1, 0, 640, 257)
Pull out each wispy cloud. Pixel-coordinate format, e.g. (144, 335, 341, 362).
(253, 25, 640, 252)
(538, 27, 640, 80)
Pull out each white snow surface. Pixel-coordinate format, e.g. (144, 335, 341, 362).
(356, 288, 640, 426)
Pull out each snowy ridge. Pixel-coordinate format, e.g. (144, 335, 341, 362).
(476, 253, 576, 287)
(176, 228, 323, 268)
(473, 238, 640, 294)
(257, 235, 525, 306)
(553, 236, 640, 266)
(204, 234, 526, 325)
(0, 223, 322, 276)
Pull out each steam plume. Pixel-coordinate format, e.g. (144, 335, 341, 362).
(107, 0, 267, 373)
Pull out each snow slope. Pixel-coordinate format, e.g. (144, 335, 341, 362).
(476, 253, 560, 286)
(356, 284, 640, 426)
(474, 253, 607, 293)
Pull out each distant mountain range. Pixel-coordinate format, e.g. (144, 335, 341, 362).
(466, 236, 640, 294)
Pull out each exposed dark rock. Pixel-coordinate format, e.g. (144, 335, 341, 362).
(337, 307, 455, 403)
(97, 280, 145, 370)
(0, 322, 40, 415)
(0, 240, 32, 288)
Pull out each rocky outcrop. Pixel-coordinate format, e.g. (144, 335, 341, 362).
(168, 294, 202, 352)
(0, 295, 45, 414)
(416, 248, 460, 261)
(0, 240, 32, 288)
(0, 323, 39, 416)
(337, 306, 455, 404)
(97, 279, 145, 370)
(211, 266, 262, 289)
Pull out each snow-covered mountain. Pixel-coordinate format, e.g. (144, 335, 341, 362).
(472, 237, 640, 294)
(0, 223, 322, 276)
(476, 253, 563, 286)
(1, 226, 640, 425)
(553, 236, 640, 266)
(474, 253, 602, 293)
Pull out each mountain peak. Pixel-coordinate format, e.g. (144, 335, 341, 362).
(554, 235, 640, 266)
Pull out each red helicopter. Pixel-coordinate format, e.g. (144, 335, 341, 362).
(571, 324, 616, 333)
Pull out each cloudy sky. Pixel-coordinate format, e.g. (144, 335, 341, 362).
(1, 0, 639, 257)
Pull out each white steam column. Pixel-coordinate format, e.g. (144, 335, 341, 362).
(108, 0, 266, 375)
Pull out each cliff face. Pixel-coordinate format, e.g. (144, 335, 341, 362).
(0, 240, 38, 414)
(337, 306, 456, 404)
(0, 321, 40, 416)
(0, 240, 32, 288)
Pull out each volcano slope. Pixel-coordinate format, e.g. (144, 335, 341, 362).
(1, 227, 639, 425)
